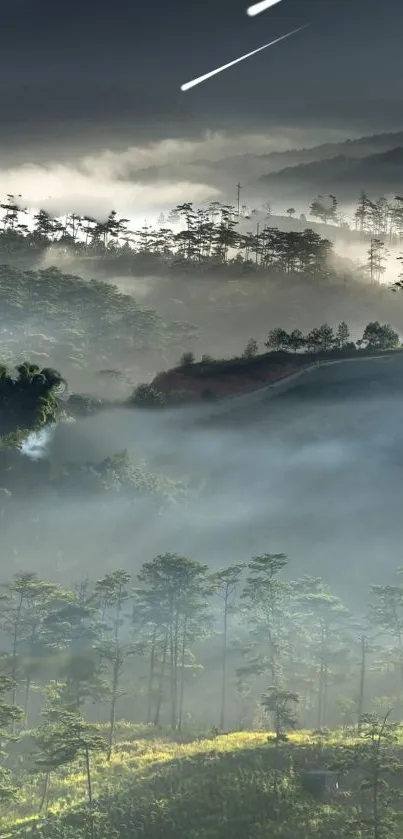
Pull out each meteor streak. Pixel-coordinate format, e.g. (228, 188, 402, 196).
(180, 24, 310, 91)
(247, 0, 283, 16)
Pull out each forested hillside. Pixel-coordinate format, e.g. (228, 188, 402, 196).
(1, 186, 403, 839)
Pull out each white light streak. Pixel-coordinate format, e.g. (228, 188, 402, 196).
(180, 24, 310, 92)
(247, 0, 283, 17)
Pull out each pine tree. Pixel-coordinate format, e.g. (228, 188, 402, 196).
(0, 675, 23, 800)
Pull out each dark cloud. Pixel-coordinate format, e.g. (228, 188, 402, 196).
(0, 0, 402, 158)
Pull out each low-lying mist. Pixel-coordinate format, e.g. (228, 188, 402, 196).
(7, 356, 403, 604)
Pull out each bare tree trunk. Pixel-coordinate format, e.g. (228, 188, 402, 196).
(358, 635, 366, 731)
(24, 678, 31, 730)
(170, 614, 180, 729)
(146, 628, 157, 724)
(220, 596, 228, 731)
(154, 630, 168, 725)
(85, 747, 94, 839)
(323, 663, 329, 728)
(107, 654, 120, 760)
(178, 617, 188, 731)
(39, 771, 50, 813)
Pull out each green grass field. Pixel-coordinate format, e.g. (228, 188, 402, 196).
(4, 725, 403, 839)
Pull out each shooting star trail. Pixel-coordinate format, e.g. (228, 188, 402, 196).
(247, 0, 283, 16)
(180, 24, 310, 91)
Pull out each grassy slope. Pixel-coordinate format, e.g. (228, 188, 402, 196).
(151, 347, 403, 401)
(3, 725, 395, 839)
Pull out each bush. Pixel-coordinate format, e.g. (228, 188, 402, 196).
(242, 339, 259, 360)
(179, 352, 195, 366)
(131, 384, 166, 407)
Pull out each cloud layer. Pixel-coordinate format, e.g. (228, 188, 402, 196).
(0, 127, 350, 220)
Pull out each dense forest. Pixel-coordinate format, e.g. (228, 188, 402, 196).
(2, 187, 403, 838)
(0, 190, 401, 281)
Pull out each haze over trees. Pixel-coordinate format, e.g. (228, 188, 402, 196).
(2, 182, 403, 838)
(1, 557, 403, 836)
(0, 190, 403, 280)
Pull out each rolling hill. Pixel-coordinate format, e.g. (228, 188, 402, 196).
(259, 145, 403, 203)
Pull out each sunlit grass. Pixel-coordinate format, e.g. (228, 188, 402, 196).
(0, 727, 317, 828)
(3, 723, 403, 837)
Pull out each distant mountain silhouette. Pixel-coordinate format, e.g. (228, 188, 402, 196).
(259, 144, 403, 202)
(206, 131, 403, 178)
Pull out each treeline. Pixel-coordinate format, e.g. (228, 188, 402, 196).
(3, 192, 403, 285)
(309, 191, 403, 241)
(169, 320, 400, 367)
(264, 320, 400, 354)
(0, 195, 334, 277)
(1, 554, 403, 799)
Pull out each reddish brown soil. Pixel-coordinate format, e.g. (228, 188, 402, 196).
(151, 354, 312, 401)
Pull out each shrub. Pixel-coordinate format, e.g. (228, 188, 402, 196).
(131, 384, 166, 407)
(179, 352, 195, 366)
(242, 339, 259, 360)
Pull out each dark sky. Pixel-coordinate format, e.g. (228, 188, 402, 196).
(1, 0, 403, 158)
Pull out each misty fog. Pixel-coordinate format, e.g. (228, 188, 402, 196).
(2, 353, 400, 610)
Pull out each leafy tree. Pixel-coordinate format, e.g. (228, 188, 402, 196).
(305, 323, 334, 353)
(353, 712, 402, 839)
(309, 194, 338, 225)
(92, 570, 133, 758)
(367, 238, 387, 284)
(133, 586, 171, 725)
(130, 384, 166, 407)
(265, 328, 290, 352)
(361, 322, 399, 350)
(239, 554, 289, 690)
(261, 686, 299, 800)
(0, 676, 23, 800)
(242, 338, 259, 359)
(261, 686, 299, 740)
(10, 578, 65, 727)
(295, 580, 350, 728)
(355, 192, 374, 232)
(138, 554, 212, 729)
(0, 573, 46, 727)
(179, 351, 195, 366)
(33, 705, 106, 828)
(334, 321, 350, 349)
(0, 363, 65, 436)
(211, 564, 244, 730)
(287, 328, 305, 353)
(370, 572, 403, 685)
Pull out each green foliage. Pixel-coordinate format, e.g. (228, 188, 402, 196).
(33, 709, 107, 773)
(0, 264, 197, 378)
(1, 554, 403, 836)
(265, 328, 290, 352)
(0, 362, 64, 436)
(242, 338, 259, 359)
(179, 351, 195, 366)
(361, 321, 400, 350)
(262, 320, 400, 357)
(335, 321, 350, 348)
(130, 384, 166, 407)
(0, 675, 23, 800)
(261, 687, 299, 740)
(92, 571, 133, 757)
(138, 554, 213, 730)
